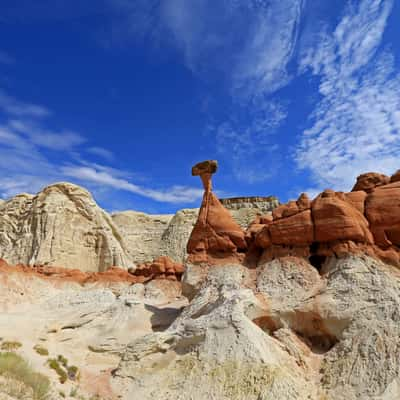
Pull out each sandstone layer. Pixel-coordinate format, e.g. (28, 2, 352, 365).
(0, 184, 278, 271)
(0, 167, 399, 400)
(0, 183, 132, 272)
(248, 171, 400, 268)
(187, 160, 247, 264)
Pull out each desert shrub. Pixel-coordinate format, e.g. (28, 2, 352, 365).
(57, 354, 68, 367)
(67, 365, 79, 381)
(1, 341, 22, 351)
(48, 358, 67, 384)
(34, 345, 49, 356)
(0, 352, 50, 400)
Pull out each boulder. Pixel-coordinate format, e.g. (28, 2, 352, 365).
(312, 190, 373, 244)
(390, 169, 400, 183)
(352, 172, 390, 192)
(0, 183, 132, 272)
(365, 182, 400, 247)
(133, 256, 185, 282)
(269, 210, 314, 246)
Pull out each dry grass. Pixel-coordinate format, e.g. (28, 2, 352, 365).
(0, 352, 50, 400)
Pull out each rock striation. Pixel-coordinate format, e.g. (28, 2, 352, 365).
(0, 183, 133, 272)
(132, 256, 185, 282)
(248, 170, 400, 268)
(0, 256, 184, 285)
(0, 183, 279, 271)
(111, 211, 174, 264)
(187, 161, 247, 264)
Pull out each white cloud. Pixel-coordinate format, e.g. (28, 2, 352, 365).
(0, 93, 203, 205)
(0, 89, 50, 118)
(87, 146, 115, 161)
(108, 0, 302, 183)
(8, 119, 85, 151)
(296, 0, 398, 191)
(216, 99, 287, 182)
(61, 165, 203, 204)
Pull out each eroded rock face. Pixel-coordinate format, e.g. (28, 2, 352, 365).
(111, 211, 174, 264)
(0, 182, 279, 270)
(113, 265, 315, 400)
(365, 182, 400, 247)
(352, 172, 390, 192)
(187, 161, 247, 264)
(0, 183, 132, 272)
(132, 256, 185, 282)
(249, 171, 400, 268)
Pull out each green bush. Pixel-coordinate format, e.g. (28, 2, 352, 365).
(67, 365, 79, 381)
(48, 358, 67, 384)
(0, 352, 50, 400)
(57, 354, 68, 368)
(34, 345, 49, 356)
(1, 341, 22, 351)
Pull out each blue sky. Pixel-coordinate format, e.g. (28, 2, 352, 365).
(0, 0, 399, 213)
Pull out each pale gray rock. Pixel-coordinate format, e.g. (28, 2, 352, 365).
(111, 210, 173, 263)
(161, 208, 199, 262)
(0, 184, 279, 269)
(222, 196, 279, 228)
(113, 265, 315, 400)
(257, 255, 400, 400)
(0, 183, 132, 271)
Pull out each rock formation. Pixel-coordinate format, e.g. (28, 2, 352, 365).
(111, 211, 174, 264)
(352, 172, 390, 192)
(248, 170, 400, 268)
(187, 160, 247, 264)
(0, 165, 399, 400)
(0, 256, 184, 285)
(132, 256, 185, 282)
(0, 183, 133, 272)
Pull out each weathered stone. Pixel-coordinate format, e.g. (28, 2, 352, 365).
(269, 210, 314, 246)
(390, 169, 400, 183)
(191, 160, 218, 176)
(352, 172, 390, 192)
(0, 183, 132, 272)
(365, 182, 400, 247)
(187, 162, 247, 265)
(312, 191, 373, 244)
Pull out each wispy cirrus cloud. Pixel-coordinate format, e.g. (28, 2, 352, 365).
(0, 87, 202, 205)
(107, 0, 303, 183)
(61, 165, 204, 203)
(297, 0, 399, 192)
(87, 146, 115, 161)
(0, 89, 50, 118)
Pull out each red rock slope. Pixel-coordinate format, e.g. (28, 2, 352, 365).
(247, 170, 400, 267)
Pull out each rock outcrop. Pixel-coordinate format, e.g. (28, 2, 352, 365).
(111, 211, 174, 264)
(131, 256, 185, 282)
(0, 183, 279, 271)
(0, 257, 184, 285)
(249, 171, 400, 268)
(0, 164, 400, 400)
(0, 183, 132, 272)
(352, 172, 390, 192)
(187, 161, 247, 264)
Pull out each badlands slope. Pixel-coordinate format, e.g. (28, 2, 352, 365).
(0, 164, 399, 400)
